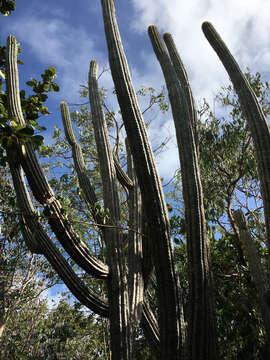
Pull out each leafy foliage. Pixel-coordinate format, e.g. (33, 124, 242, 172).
(0, 166, 59, 359)
(0, 0, 16, 16)
(0, 42, 59, 165)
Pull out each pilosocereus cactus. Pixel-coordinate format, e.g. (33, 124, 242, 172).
(4, 0, 270, 359)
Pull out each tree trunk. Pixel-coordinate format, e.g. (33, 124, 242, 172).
(234, 209, 270, 355)
(0, 320, 5, 338)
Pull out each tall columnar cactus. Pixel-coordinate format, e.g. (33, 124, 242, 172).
(163, 32, 199, 154)
(126, 139, 144, 343)
(4, 1, 270, 359)
(202, 22, 270, 252)
(100, 0, 185, 358)
(88, 59, 131, 358)
(148, 25, 218, 359)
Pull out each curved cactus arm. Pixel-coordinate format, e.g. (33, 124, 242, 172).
(163, 33, 199, 153)
(202, 22, 270, 251)
(113, 152, 134, 190)
(21, 215, 109, 317)
(7, 150, 108, 317)
(148, 25, 217, 359)
(89, 60, 122, 225)
(234, 210, 270, 337)
(141, 301, 160, 356)
(20, 219, 43, 254)
(6, 35, 25, 124)
(89, 59, 131, 359)
(126, 140, 144, 339)
(61, 101, 105, 229)
(61, 102, 133, 203)
(6, 151, 43, 255)
(43, 200, 108, 278)
(5, 35, 108, 279)
(100, 1, 183, 357)
(6, 35, 55, 201)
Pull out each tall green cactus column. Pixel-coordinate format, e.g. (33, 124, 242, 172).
(148, 25, 218, 360)
(88, 59, 131, 359)
(202, 22, 270, 254)
(100, 0, 185, 358)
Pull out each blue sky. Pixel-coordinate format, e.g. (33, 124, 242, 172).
(1, 0, 270, 179)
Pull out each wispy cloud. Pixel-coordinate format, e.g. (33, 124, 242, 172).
(41, 284, 68, 309)
(130, 0, 270, 100)
(127, 0, 270, 178)
(6, 13, 109, 104)
(3, 1, 270, 180)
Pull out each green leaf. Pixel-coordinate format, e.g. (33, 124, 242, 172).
(0, 103, 6, 113)
(16, 127, 34, 136)
(31, 96, 39, 104)
(47, 66, 56, 76)
(51, 83, 59, 92)
(26, 80, 36, 87)
(39, 94, 48, 102)
(31, 135, 44, 147)
(42, 83, 49, 91)
(16, 354, 31, 360)
(28, 119, 38, 127)
(40, 106, 50, 115)
(20, 89, 25, 98)
(36, 126, 47, 131)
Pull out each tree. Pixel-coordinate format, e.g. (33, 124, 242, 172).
(0, 163, 59, 343)
(1, 296, 48, 359)
(2, 1, 270, 359)
(39, 300, 110, 360)
(1, 297, 110, 360)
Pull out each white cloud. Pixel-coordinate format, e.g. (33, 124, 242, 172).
(4, 1, 270, 180)
(130, 0, 270, 99)
(41, 284, 67, 309)
(149, 117, 179, 180)
(7, 15, 108, 104)
(127, 0, 270, 178)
